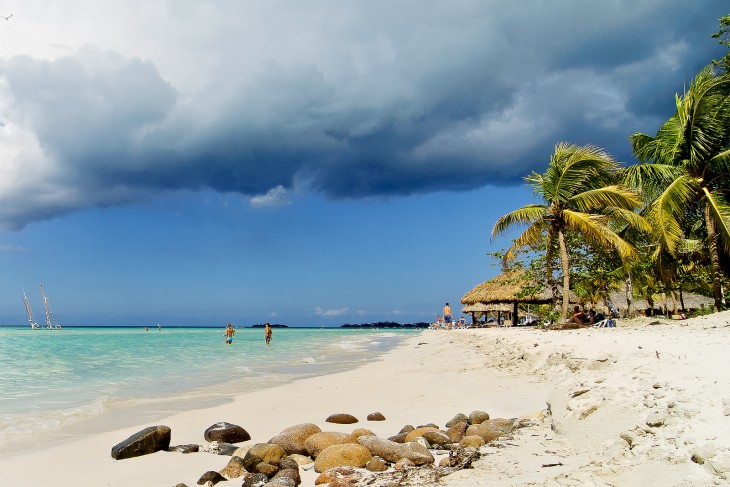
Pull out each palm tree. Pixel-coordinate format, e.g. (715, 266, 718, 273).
(492, 143, 647, 319)
(628, 65, 730, 311)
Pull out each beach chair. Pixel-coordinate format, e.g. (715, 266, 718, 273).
(594, 318, 615, 328)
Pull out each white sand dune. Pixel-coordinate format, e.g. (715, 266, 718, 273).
(1, 313, 728, 486)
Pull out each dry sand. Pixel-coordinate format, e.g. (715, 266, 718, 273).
(1, 312, 729, 486)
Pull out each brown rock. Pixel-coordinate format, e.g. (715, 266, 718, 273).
(325, 413, 359, 424)
(468, 410, 490, 425)
(242, 472, 269, 487)
(446, 421, 468, 443)
(242, 443, 287, 473)
(269, 423, 322, 456)
(286, 453, 314, 466)
(445, 413, 468, 427)
(219, 456, 246, 478)
(279, 456, 300, 471)
(366, 412, 386, 421)
(111, 425, 172, 460)
(357, 435, 434, 466)
(169, 444, 200, 454)
(398, 424, 414, 434)
(254, 461, 278, 478)
(196, 470, 226, 486)
(365, 455, 388, 472)
(394, 458, 415, 470)
(387, 432, 407, 443)
(305, 432, 354, 458)
(271, 467, 301, 486)
(465, 419, 511, 444)
(203, 422, 251, 444)
(314, 466, 358, 485)
(350, 428, 374, 439)
(404, 426, 439, 443)
(459, 435, 485, 448)
(487, 418, 514, 434)
(314, 444, 373, 473)
(422, 430, 451, 447)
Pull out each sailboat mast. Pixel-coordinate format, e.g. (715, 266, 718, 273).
(41, 283, 53, 329)
(23, 290, 36, 328)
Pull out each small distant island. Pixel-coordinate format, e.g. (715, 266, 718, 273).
(250, 324, 289, 328)
(340, 321, 430, 329)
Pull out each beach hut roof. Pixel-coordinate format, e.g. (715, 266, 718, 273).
(461, 302, 514, 313)
(605, 290, 713, 311)
(460, 270, 554, 305)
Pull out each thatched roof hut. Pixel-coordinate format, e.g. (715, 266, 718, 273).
(603, 290, 713, 316)
(461, 270, 554, 324)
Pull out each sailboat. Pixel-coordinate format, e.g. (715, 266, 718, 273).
(23, 290, 40, 329)
(40, 283, 62, 330)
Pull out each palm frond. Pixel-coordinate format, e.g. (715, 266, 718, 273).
(504, 220, 547, 261)
(569, 185, 642, 212)
(702, 187, 730, 254)
(491, 204, 548, 239)
(562, 210, 637, 260)
(646, 175, 699, 255)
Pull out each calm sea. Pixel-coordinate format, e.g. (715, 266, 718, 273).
(0, 326, 414, 455)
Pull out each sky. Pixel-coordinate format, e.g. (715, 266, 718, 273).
(0, 1, 726, 326)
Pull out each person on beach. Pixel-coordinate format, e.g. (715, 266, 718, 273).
(568, 306, 585, 325)
(264, 323, 272, 345)
(225, 322, 235, 344)
(443, 303, 452, 324)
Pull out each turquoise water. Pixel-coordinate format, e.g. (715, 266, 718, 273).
(0, 326, 414, 454)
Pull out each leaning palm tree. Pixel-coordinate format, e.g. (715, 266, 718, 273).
(628, 65, 730, 311)
(492, 143, 647, 319)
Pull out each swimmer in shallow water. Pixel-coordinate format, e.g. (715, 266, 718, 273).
(225, 322, 235, 344)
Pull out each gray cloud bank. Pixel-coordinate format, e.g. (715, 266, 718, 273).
(0, 0, 725, 229)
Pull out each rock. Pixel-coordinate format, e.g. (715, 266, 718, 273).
(417, 423, 440, 429)
(286, 453, 313, 466)
(219, 456, 247, 478)
(265, 478, 296, 487)
(255, 462, 279, 478)
(270, 468, 301, 486)
(314, 467, 359, 485)
(367, 412, 386, 421)
(169, 444, 200, 454)
(196, 470, 227, 486)
(279, 456, 300, 471)
(422, 430, 451, 447)
(414, 437, 430, 450)
(242, 443, 287, 473)
(242, 472, 269, 487)
(314, 443, 373, 472)
(305, 432, 355, 458)
(350, 428, 374, 439)
(199, 441, 237, 455)
(357, 435, 434, 466)
(269, 423, 322, 455)
(446, 421, 468, 443)
(404, 426, 439, 443)
(174, 484, 188, 487)
(468, 410, 490, 425)
(388, 433, 407, 443)
(465, 419, 513, 443)
(445, 413, 468, 428)
(394, 458, 415, 470)
(366, 455, 388, 472)
(325, 413, 359, 424)
(233, 445, 253, 458)
(111, 425, 171, 460)
(204, 422, 251, 444)
(398, 425, 414, 434)
(439, 457, 452, 467)
(459, 435, 485, 448)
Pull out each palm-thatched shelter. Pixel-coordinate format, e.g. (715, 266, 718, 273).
(603, 290, 713, 317)
(461, 270, 554, 324)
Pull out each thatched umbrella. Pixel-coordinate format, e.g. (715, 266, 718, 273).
(461, 270, 553, 324)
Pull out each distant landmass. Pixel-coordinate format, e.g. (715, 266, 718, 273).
(251, 324, 289, 328)
(340, 321, 430, 329)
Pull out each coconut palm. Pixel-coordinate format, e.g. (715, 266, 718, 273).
(628, 65, 730, 311)
(492, 143, 647, 319)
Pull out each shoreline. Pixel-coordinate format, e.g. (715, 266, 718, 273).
(1, 315, 728, 486)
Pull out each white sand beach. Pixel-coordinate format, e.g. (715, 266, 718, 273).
(2, 313, 729, 486)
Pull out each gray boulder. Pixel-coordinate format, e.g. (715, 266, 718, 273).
(196, 470, 227, 486)
(111, 425, 171, 460)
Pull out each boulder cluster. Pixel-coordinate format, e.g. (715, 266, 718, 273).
(111, 410, 532, 486)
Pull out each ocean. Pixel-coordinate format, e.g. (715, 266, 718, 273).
(0, 325, 414, 455)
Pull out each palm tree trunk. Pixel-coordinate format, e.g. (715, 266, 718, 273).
(558, 229, 571, 320)
(626, 275, 633, 317)
(705, 204, 724, 311)
(546, 229, 559, 312)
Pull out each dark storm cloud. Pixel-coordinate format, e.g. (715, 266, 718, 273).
(0, 0, 726, 228)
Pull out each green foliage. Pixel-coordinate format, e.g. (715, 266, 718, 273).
(712, 14, 730, 73)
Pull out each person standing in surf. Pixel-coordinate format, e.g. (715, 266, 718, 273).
(225, 322, 235, 344)
(264, 323, 272, 345)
